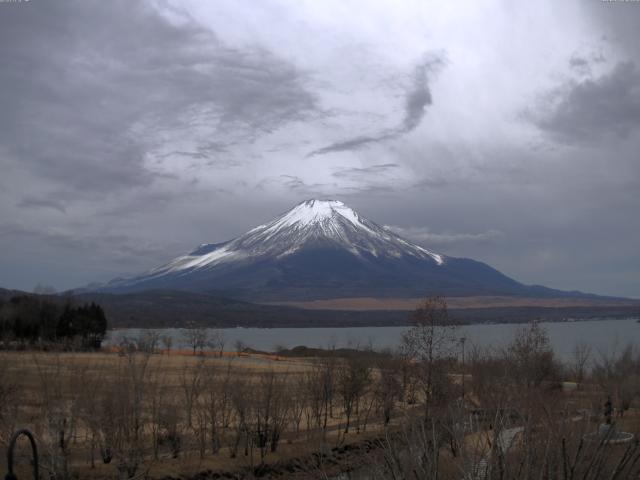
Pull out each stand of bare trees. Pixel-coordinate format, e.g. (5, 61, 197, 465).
(3, 300, 640, 479)
(363, 320, 640, 480)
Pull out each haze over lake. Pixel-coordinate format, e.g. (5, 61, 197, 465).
(107, 318, 640, 361)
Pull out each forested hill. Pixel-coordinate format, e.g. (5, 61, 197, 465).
(2, 288, 638, 329)
(78, 290, 639, 328)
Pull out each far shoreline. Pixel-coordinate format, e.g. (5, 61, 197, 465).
(107, 315, 640, 332)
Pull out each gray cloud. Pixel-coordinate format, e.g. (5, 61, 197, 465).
(0, 1, 639, 299)
(529, 61, 640, 143)
(0, 0, 317, 194)
(0, 221, 178, 267)
(278, 175, 327, 195)
(332, 163, 400, 179)
(17, 196, 67, 214)
(307, 133, 395, 157)
(569, 55, 590, 71)
(307, 55, 443, 156)
(568, 51, 605, 75)
(255, 172, 400, 199)
(256, 175, 331, 197)
(385, 225, 504, 247)
(402, 59, 439, 131)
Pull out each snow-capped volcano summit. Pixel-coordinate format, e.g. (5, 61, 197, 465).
(248, 199, 442, 264)
(100, 199, 556, 300)
(157, 199, 443, 274)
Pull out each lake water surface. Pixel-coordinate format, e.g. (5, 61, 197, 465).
(106, 317, 640, 361)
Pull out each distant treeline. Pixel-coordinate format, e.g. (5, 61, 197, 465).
(0, 295, 107, 349)
(73, 290, 640, 329)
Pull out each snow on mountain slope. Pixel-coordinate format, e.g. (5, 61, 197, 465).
(101, 199, 549, 300)
(142, 200, 443, 280)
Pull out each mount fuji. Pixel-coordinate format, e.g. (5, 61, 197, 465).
(98, 199, 581, 301)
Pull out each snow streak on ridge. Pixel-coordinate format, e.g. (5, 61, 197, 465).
(125, 199, 444, 283)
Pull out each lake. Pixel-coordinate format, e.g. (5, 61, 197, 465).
(105, 317, 640, 361)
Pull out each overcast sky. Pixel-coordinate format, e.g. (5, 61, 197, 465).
(1, 0, 639, 298)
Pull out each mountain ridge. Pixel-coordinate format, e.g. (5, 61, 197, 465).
(95, 199, 604, 301)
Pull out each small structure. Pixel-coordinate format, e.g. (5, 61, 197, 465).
(583, 396, 634, 445)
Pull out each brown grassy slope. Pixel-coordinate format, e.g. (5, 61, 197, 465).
(268, 295, 640, 311)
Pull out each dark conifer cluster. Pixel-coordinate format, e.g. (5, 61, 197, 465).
(0, 295, 107, 349)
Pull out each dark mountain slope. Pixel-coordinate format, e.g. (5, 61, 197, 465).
(95, 199, 605, 302)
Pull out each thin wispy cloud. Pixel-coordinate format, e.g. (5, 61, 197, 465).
(17, 196, 67, 214)
(385, 226, 503, 246)
(332, 163, 400, 179)
(307, 55, 444, 156)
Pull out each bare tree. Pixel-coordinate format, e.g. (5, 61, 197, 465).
(375, 359, 402, 426)
(161, 334, 173, 355)
(192, 367, 210, 459)
(507, 321, 558, 388)
(229, 374, 250, 459)
(182, 326, 209, 356)
(34, 354, 88, 480)
(289, 374, 307, 437)
(203, 362, 233, 455)
(253, 369, 290, 461)
(180, 358, 205, 429)
(305, 358, 336, 440)
(234, 339, 246, 356)
(106, 351, 152, 479)
(593, 344, 640, 417)
(468, 345, 513, 414)
(138, 329, 160, 354)
(571, 341, 592, 384)
(208, 329, 226, 357)
(401, 296, 458, 420)
(147, 368, 167, 461)
(158, 402, 183, 459)
(337, 357, 371, 433)
(77, 364, 108, 469)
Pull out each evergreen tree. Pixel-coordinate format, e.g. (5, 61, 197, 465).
(0, 295, 108, 349)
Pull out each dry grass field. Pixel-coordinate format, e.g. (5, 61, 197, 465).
(268, 296, 639, 311)
(0, 349, 403, 479)
(3, 314, 640, 479)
